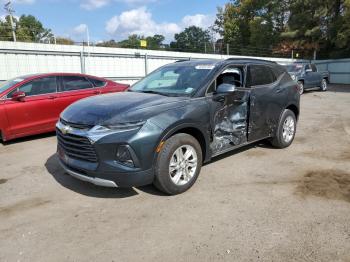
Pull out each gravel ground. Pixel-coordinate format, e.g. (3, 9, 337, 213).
(1, 85, 350, 262)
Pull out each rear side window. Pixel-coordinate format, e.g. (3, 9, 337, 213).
(247, 65, 276, 86)
(62, 76, 94, 91)
(88, 78, 106, 87)
(272, 65, 286, 79)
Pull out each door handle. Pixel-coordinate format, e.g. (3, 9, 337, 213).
(48, 95, 57, 99)
(93, 90, 101, 95)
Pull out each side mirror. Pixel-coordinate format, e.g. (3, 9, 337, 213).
(11, 91, 26, 101)
(215, 83, 236, 95)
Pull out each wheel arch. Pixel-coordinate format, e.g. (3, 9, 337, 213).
(159, 123, 210, 163)
(286, 104, 299, 120)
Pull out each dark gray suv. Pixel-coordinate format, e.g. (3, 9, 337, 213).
(56, 58, 300, 195)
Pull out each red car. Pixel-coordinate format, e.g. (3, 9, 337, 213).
(0, 73, 128, 141)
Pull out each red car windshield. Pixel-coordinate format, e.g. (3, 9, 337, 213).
(0, 76, 28, 94)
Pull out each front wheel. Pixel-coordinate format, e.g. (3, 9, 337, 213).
(320, 79, 328, 91)
(271, 109, 297, 149)
(153, 133, 202, 195)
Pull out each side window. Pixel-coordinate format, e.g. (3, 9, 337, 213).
(62, 76, 94, 91)
(88, 78, 106, 87)
(248, 65, 276, 87)
(311, 64, 317, 72)
(8, 77, 57, 97)
(305, 64, 311, 71)
(206, 66, 243, 95)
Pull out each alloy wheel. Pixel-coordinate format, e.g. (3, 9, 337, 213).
(169, 145, 198, 186)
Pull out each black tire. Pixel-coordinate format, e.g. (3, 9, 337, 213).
(153, 133, 202, 195)
(271, 109, 297, 149)
(297, 81, 304, 95)
(320, 78, 328, 92)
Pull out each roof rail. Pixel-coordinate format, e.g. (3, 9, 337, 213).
(225, 58, 277, 64)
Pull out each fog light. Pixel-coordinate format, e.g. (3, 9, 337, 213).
(116, 145, 134, 167)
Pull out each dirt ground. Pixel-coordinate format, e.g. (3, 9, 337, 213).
(1, 85, 350, 262)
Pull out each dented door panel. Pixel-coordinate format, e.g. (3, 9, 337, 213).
(210, 89, 250, 155)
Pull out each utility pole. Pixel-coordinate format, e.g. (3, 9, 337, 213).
(4, 1, 16, 42)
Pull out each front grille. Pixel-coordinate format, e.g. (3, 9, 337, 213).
(57, 129, 98, 163)
(60, 118, 93, 130)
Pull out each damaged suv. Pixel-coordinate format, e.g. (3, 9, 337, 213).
(56, 59, 300, 195)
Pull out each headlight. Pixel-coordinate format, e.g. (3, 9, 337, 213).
(87, 121, 145, 144)
(291, 75, 296, 81)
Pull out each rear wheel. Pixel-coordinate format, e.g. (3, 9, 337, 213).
(297, 81, 304, 95)
(271, 109, 297, 149)
(320, 78, 328, 91)
(153, 133, 202, 195)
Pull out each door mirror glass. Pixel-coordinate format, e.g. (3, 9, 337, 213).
(305, 68, 312, 73)
(215, 83, 236, 94)
(11, 91, 26, 101)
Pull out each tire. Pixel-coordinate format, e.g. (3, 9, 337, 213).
(320, 78, 328, 91)
(297, 81, 304, 95)
(271, 109, 297, 149)
(153, 133, 203, 195)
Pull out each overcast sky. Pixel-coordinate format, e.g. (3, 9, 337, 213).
(0, 0, 227, 42)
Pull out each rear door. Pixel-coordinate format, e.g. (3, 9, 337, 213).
(3, 76, 58, 136)
(54, 75, 100, 117)
(247, 64, 286, 141)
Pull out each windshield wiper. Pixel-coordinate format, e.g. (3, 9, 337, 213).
(140, 90, 170, 96)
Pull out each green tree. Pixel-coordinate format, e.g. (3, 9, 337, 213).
(145, 34, 165, 49)
(170, 26, 211, 52)
(0, 14, 53, 42)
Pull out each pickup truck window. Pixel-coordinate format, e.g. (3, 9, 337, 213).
(311, 64, 317, 72)
(247, 65, 276, 86)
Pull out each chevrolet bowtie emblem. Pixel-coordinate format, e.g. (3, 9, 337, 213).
(61, 125, 72, 135)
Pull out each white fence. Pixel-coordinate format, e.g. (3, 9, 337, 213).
(0, 41, 349, 85)
(0, 41, 293, 85)
(314, 59, 350, 84)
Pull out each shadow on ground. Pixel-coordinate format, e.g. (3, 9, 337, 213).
(2, 132, 56, 146)
(328, 84, 350, 93)
(45, 154, 166, 198)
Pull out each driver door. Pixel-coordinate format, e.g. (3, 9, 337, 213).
(3, 76, 58, 137)
(206, 65, 250, 156)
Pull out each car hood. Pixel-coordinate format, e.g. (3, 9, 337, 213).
(61, 91, 188, 126)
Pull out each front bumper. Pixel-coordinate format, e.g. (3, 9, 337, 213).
(56, 119, 163, 188)
(58, 158, 154, 187)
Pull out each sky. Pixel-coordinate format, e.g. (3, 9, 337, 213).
(0, 0, 227, 43)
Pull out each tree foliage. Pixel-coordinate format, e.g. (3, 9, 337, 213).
(0, 15, 53, 42)
(170, 26, 211, 53)
(214, 0, 350, 58)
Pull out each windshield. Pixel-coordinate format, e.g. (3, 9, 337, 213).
(285, 64, 303, 73)
(0, 77, 26, 94)
(130, 64, 214, 96)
